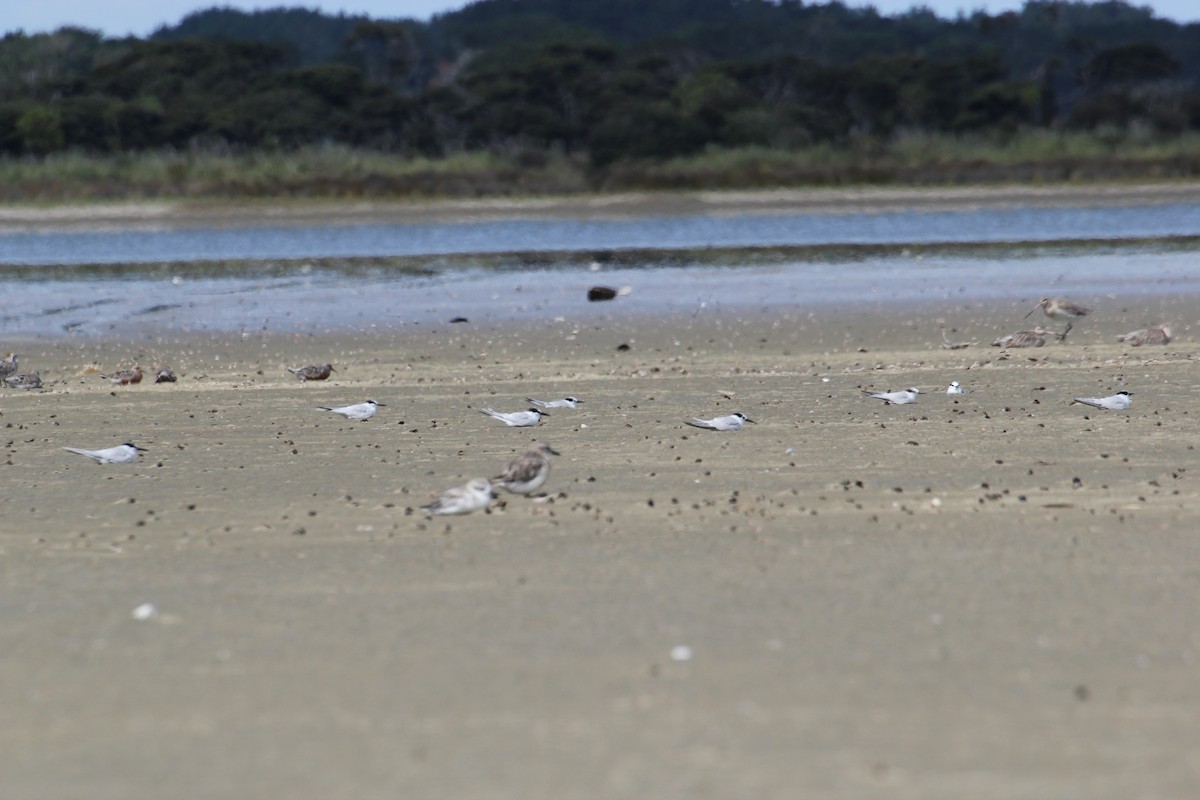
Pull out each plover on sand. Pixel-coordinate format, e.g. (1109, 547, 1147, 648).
(493, 442, 559, 495)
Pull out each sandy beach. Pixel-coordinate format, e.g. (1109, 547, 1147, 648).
(3, 278, 1200, 797)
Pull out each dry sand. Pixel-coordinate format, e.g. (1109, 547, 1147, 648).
(3, 292, 1200, 798)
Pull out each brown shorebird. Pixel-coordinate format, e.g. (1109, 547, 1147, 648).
(102, 365, 143, 385)
(992, 327, 1064, 348)
(1026, 297, 1091, 334)
(493, 442, 560, 495)
(1116, 324, 1173, 347)
(0, 353, 18, 378)
(5, 372, 41, 390)
(287, 363, 335, 381)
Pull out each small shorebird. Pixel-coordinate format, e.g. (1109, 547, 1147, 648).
(1026, 297, 1091, 333)
(421, 478, 494, 515)
(946, 381, 967, 395)
(864, 388, 920, 405)
(493, 442, 559, 495)
(63, 442, 146, 464)
(1116, 324, 1173, 347)
(686, 412, 756, 430)
(288, 363, 334, 381)
(5, 372, 41, 390)
(154, 367, 177, 383)
(102, 365, 143, 385)
(940, 331, 974, 350)
(318, 399, 383, 421)
(1072, 391, 1132, 411)
(992, 327, 1063, 348)
(526, 396, 582, 409)
(481, 407, 546, 427)
(0, 353, 18, 378)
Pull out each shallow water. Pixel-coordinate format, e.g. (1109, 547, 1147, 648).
(1, 201, 1198, 337)
(2, 201, 1198, 266)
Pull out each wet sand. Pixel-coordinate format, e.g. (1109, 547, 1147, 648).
(3, 293, 1200, 798)
(4, 180, 1200, 232)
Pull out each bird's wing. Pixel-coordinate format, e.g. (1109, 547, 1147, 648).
(496, 453, 543, 483)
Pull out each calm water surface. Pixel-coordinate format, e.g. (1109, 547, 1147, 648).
(2, 202, 1199, 265)
(1, 201, 1197, 336)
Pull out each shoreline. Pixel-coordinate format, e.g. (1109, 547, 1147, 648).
(5, 243, 1196, 340)
(3, 180, 1200, 232)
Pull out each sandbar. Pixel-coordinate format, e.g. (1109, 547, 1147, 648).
(2, 289, 1198, 797)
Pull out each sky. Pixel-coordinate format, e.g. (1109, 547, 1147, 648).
(2, 0, 1196, 38)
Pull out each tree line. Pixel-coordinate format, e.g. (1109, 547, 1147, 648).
(1, 0, 1198, 163)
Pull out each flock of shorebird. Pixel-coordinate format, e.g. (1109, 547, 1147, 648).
(409, 294, 1165, 514)
(988, 297, 1173, 349)
(869, 296, 1164, 413)
(7, 293, 1175, 516)
(0, 354, 177, 391)
(419, 403, 576, 515)
(27, 348, 577, 517)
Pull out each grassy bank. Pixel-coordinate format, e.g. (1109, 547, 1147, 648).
(3, 131, 1200, 203)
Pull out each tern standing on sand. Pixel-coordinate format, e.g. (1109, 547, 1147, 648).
(686, 412, 755, 430)
(863, 388, 920, 405)
(63, 443, 147, 464)
(318, 399, 383, 421)
(481, 407, 546, 427)
(526, 397, 582, 409)
(1072, 391, 1132, 411)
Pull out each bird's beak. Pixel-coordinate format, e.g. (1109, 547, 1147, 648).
(1023, 304, 1037, 319)
(546, 445, 561, 455)
(745, 417, 757, 424)
(135, 446, 148, 451)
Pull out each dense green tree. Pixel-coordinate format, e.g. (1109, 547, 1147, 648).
(588, 99, 708, 166)
(457, 40, 617, 151)
(58, 95, 119, 150)
(1083, 41, 1180, 87)
(0, 0, 1197, 158)
(15, 105, 64, 154)
(343, 22, 421, 91)
(153, 7, 374, 67)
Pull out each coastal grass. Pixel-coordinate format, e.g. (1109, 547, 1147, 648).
(603, 130, 1200, 189)
(3, 130, 1200, 203)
